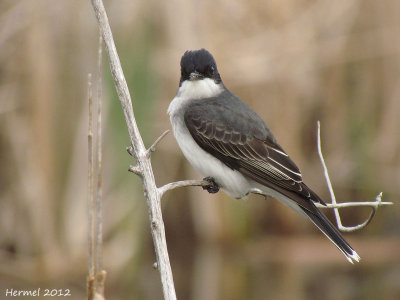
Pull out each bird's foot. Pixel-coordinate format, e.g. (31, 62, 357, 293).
(202, 177, 220, 194)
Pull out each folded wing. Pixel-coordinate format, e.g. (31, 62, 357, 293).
(184, 98, 326, 212)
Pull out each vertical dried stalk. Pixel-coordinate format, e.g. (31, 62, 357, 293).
(90, 0, 177, 299)
(87, 34, 106, 300)
(95, 32, 103, 273)
(87, 73, 95, 278)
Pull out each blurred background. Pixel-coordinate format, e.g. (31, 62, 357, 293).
(0, 0, 399, 299)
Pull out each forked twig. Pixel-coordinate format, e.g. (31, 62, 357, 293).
(316, 121, 392, 232)
(158, 122, 392, 234)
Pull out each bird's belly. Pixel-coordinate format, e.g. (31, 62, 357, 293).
(171, 117, 251, 199)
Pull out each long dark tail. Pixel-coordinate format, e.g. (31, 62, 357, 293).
(300, 206, 360, 263)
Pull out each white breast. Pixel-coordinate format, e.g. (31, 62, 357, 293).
(168, 79, 251, 199)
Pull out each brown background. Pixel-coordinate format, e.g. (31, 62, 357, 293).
(0, 0, 399, 299)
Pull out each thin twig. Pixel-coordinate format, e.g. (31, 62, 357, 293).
(316, 121, 342, 226)
(317, 121, 392, 232)
(128, 164, 142, 175)
(250, 188, 391, 209)
(146, 130, 170, 157)
(158, 179, 211, 197)
(315, 193, 392, 209)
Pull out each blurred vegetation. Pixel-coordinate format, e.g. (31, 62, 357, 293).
(0, 0, 399, 299)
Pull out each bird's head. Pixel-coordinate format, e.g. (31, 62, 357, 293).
(179, 49, 221, 85)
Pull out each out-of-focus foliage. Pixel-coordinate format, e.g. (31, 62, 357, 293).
(0, 0, 399, 299)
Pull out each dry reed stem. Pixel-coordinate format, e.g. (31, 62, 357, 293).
(87, 73, 95, 277)
(87, 33, 106, 300)
(95, 31, 104, 274)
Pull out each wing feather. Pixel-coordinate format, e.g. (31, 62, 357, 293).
(183, 98, 326, 207)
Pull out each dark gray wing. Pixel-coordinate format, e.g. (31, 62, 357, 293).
(184, 91, 326, 212)
(183, 91, 363, 262)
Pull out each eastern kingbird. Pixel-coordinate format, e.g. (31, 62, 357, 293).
(168, 49, 360, 263)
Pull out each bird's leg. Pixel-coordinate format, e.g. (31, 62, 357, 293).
(202, 176, 220, 194)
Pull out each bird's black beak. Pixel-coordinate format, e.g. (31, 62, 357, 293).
(189, 71, 204, 81)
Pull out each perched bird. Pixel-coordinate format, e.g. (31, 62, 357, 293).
(168, 48, 360, 263)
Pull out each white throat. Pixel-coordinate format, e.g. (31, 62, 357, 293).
(177, 78, 222, 100)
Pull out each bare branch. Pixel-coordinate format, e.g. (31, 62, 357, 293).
(317, 121, 392, 232)
(146, 130, 170, 158)
(158, 179, 211, 197)
(128, 165, 142, 175)
(90, 1, 177, 299)
(250, 188, 391, 214)
(314, 193, 391, 209)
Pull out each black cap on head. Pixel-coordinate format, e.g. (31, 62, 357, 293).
(180, 49, 221, 84)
